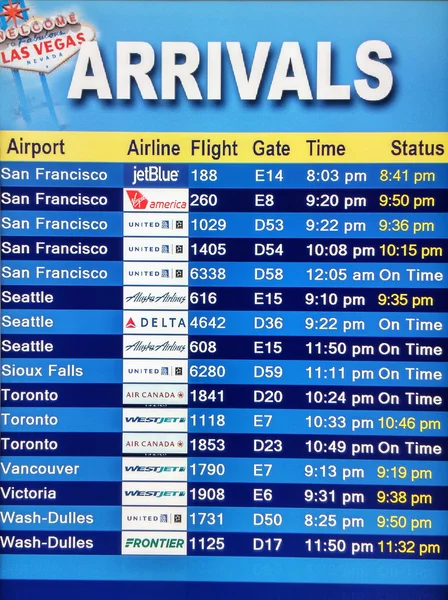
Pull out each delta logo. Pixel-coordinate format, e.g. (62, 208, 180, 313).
(0, 3, 95, 73)
(125, 315, 187, 330)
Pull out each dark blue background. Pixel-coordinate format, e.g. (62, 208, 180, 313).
(2, 581, 447, 600)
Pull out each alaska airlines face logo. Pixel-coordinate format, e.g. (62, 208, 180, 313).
(0, 5, 95, 73)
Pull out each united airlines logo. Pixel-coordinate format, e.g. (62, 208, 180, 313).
(123, 360, 187, 383)
(123, 216, 187, 237)
(124, 512, 183, 524)
(123, 241, 186, 261)
(123, 265, 187, 285)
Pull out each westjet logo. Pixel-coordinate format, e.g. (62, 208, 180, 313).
(124, 465, 186, 473)
(125, 417, 186, 424)
(124, 490, 185, 497)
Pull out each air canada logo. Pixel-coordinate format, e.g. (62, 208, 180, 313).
(0, 4, 95, 73)
(126, 190, 148, 210)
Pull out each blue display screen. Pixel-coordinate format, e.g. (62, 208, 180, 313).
(0, 1, 447, 598)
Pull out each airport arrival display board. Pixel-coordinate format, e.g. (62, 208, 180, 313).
(0, 1, 447, 599)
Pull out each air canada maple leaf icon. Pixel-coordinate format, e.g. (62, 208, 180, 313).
(126, 190, 148, 209)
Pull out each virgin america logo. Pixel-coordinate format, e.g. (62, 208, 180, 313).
(126, 190, 148, 209)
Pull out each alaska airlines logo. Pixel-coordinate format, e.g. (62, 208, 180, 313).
(0, 6, 95, 73)
(124, 340, 186, 354)
(125, 291, 187, 306)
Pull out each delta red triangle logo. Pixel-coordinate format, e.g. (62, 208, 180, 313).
(126, 318, 136, 329)
(126, 190, 148, 209)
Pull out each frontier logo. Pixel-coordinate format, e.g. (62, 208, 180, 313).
(124, 537, 184, 549)
(126, 190, 148, 209)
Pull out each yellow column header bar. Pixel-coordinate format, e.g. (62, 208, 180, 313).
(0, 132, 447, 163)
